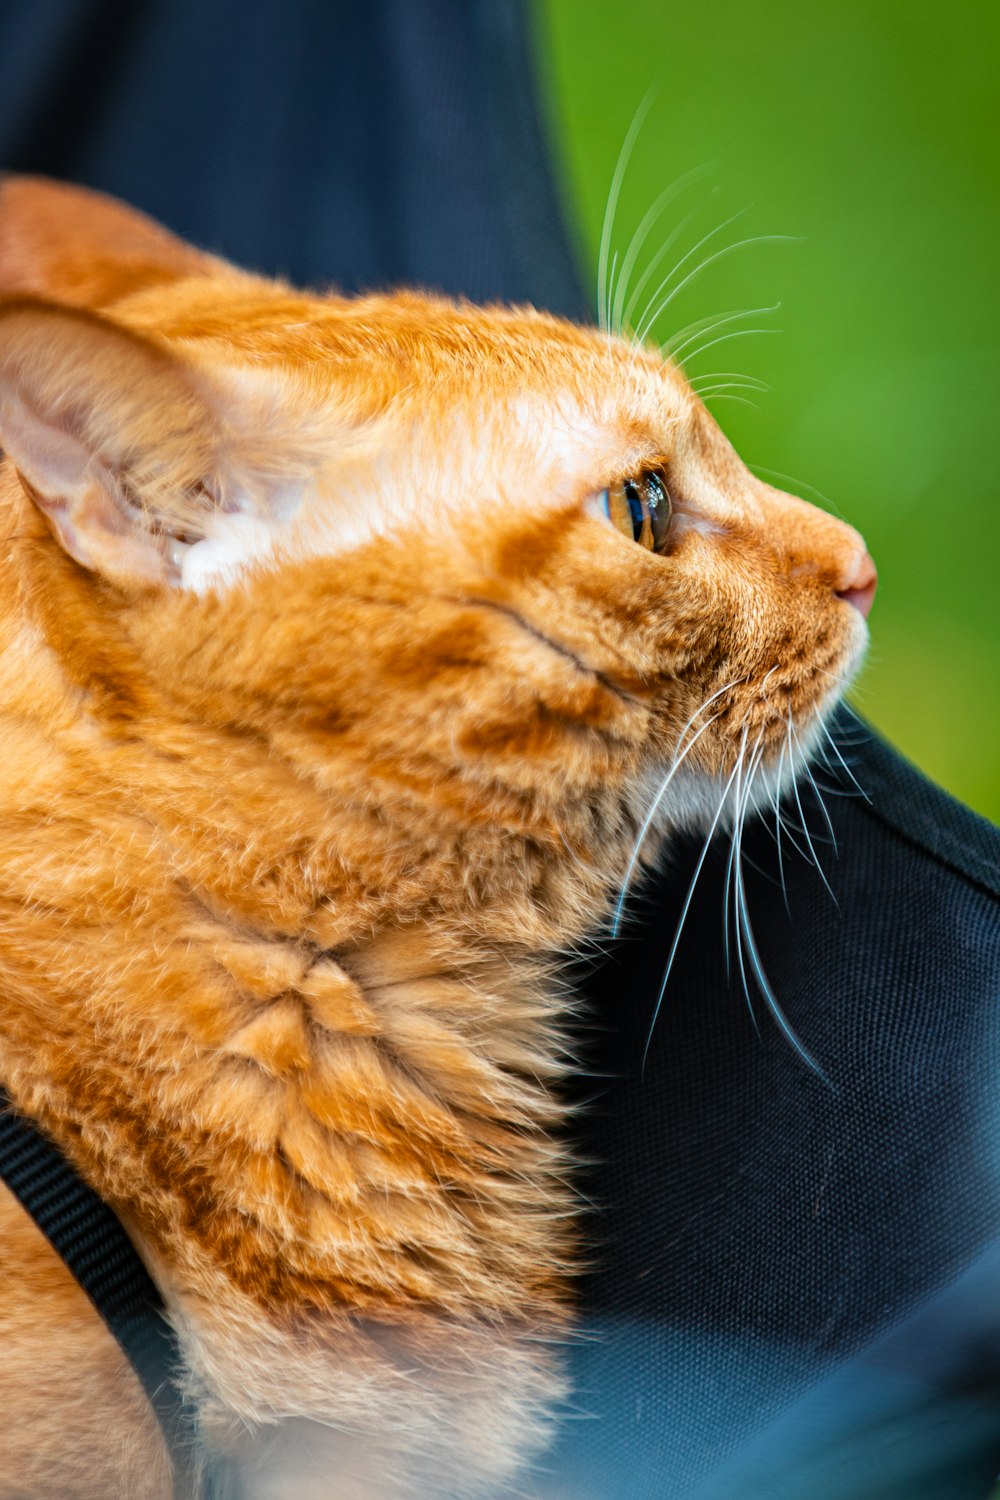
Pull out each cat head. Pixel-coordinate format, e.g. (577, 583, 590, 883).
(0, 177, 874, 845)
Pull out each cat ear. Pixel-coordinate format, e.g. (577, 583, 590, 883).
(0, 297, 284, 589)
(0, 175, 218, 308)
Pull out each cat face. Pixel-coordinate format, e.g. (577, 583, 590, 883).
(0, 186, 874, 856)
(243, 294, 874, 835)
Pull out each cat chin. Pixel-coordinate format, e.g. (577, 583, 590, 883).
(168, 1284, 567, 1500)
(633, 695, 846, 846)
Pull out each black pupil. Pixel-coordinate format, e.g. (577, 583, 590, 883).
(624, 480, 644, 540)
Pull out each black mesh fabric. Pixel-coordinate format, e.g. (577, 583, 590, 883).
(0, 0, 586, 315)
(2, 4, 999, 1497)
(0, 1094, 194, 1475)
(540, 712, 1000, 1498)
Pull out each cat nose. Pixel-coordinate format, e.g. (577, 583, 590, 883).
(836, 549, 878, 618)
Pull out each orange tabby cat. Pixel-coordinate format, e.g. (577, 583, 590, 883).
(0, 177, 875, 1499)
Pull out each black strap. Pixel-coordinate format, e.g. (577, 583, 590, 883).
(0, 1090, 197, 1487)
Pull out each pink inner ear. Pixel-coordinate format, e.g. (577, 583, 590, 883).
(0, 298, 220, 586)
(42, 485, 168, 583)
(1, 392, 96, 498)
(13, 469, 169, 586)
(0, 381, 169, 582)
(0, 298, 311, 591)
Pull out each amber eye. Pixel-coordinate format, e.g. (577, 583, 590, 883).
(596, 468, 672, 552)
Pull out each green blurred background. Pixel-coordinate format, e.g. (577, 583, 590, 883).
(540, 0, 999, 822)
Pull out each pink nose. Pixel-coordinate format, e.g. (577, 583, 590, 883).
(837, 550, 878, 618)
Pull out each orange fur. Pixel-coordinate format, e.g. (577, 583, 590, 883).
(0, 177, 874, 1497)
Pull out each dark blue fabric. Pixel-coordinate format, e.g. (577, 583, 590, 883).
(537, 711, 1000, 1498)
(0, 0, 585, 315)
(2, 5, 999, 1496)
(0, 1092, 196, 1483)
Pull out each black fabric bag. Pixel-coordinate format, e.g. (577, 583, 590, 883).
(2, 3, 998, 1495)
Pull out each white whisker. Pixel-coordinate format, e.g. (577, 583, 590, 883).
(693, 384, 766, 397)
(597, 92, 656, 332)
(721, 724, 751, 984)
(609, 710, 720, 938)
(689, 371, 770, 393)
(785, 709, 837, 904)
(642, 752, 745, 1072)
(635, 229, 797, 347)
(605, 250, 619, 334)
(808, 777, 863, 799)
(730, 723, 833, 1085)
(621, 199, 712, 337)
(821, 719, 871, 802)
(768, 802, 815, 866)
(631, 208, 749, 344)
(746, 464, 840, 514)
(674, 675, 746, 749)
(729, 731, 765, 1033)
(771, 732, 792, 917)
(735, 828, 832, 1087)
(611, 164, 712, 334)
(697, 392, 759, 410)
(671, 324, 782, 369)
(665, 303, 781, 363)
(792, 719, 839, 860)
(610, 675, 746, 937)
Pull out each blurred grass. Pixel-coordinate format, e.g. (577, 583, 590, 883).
(540, 0, 1000, 822)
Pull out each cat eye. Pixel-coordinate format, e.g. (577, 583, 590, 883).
(592, 468, 672, 552)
